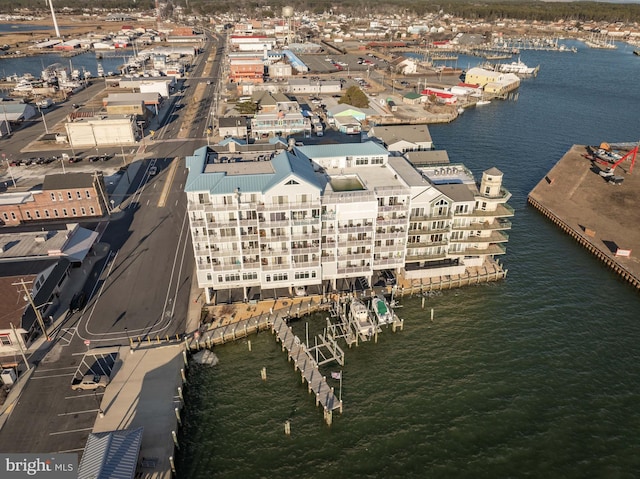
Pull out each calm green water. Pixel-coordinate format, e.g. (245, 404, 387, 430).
(177, 41, 640, 478)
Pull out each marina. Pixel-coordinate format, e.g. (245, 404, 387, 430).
(176, 40, 640, 478)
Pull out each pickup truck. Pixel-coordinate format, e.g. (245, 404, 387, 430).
(71, 374, 109, 391)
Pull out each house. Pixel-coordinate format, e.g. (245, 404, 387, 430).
(218, 117, 248, 139)
(368, 124, 433, 153)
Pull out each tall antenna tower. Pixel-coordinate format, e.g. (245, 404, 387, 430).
(45, 0, 61, 38)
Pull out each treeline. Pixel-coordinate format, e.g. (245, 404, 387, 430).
(173, 0, 640, 23)
(2, 0, 640, 24)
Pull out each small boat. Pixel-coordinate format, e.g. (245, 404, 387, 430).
(350, 299, 375, 337)
(476, 100, 491, 106)
(634, 50, 640, 56)
(372, 295, 393, 325)
(457, 107, 465, 114)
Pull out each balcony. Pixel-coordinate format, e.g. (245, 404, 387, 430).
(321, 212, 336, 220)
(376, 217, 409, 226)
(410, 211, 453, 221)
(337, 238, 372, 248)
(448, 243, 507, 256)
(373, 257, 404, 266)
(449, 231, 509, 244)
(337, 265, 371, 275)
(405, 251, 448, 262)
(261, 247, 289, 256)
(477, 186, 512, 202)
(337, 251, 371, 261)
(406, 239, 448, 248)
(190, 219, 206, 227)
(257, 201, 321, 212)
(452, 219, 512, 231)
(468, 203, 515, 218)
(238, 218, 258, 226)
(321, 254, 336, 263)
(291, 232, 320, 241)
(292, 217, 320, 226)
(241, 247, 260, 255)
(262, 263, 291, 271)
(378, 203, 407, 213)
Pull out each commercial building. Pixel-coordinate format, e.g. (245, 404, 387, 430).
(0, 173, 108, 226)
(65, 114, 137, 148)
(184, 142, 513, 303)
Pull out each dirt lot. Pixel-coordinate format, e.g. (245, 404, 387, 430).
(0, 15, 142, 53)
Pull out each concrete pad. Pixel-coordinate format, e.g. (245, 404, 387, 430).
(93, 344, 184, 479)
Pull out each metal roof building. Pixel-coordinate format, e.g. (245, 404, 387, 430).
(78, 427, 143, 479)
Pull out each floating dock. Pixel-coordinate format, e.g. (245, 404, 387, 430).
(528, 144, 640, 289)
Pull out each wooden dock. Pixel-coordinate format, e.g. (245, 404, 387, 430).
(272, 315, 342, 425)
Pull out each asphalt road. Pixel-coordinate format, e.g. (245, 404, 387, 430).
(0, 35, 217, 454)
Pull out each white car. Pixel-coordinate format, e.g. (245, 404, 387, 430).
(149, 166, 157, 176)
(72, 374, 109, 391)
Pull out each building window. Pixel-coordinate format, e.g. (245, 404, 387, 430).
(0, 335, 11, 346)
(67, 192, 72, 200)
(35, 210, 41, 218)
(50, 193, 56, 201)
(11, 212, 16, 220)
(58, 192, 63, 201)
(63, 209, 68, 217)
(45, 210, 50, 218)
(72, 208, 77, 216)
(54, 209, 59, 217)
(25, 211, 31, 219)
(81, 207, 86, 215)
(90, 207, 95, 215)
(2, 213, 7, 220)
(206, 273, 212, 281)
(77, 191, 82, 199)
(86, 190, 91, 198)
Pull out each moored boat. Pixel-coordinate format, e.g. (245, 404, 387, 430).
(350, 299, 375, 337)
(372, 295, 393, 325)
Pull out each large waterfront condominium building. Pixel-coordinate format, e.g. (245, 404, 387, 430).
(184, 142, 513, 303)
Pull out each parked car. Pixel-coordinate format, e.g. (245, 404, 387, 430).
(382, 270, 396, 286)
(69, 291, 87, 313)
(68, 156, 82, 163)
(87, 155, 100, 162)
(71, 374, 109, 391)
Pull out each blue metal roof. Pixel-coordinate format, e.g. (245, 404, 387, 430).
(184, 147, 322, 195)
(295, 141, 388, 159)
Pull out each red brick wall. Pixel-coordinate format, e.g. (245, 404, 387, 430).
(0, 184, 106, 226)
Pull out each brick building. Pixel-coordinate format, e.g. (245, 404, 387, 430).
(0, 173, 108, 226)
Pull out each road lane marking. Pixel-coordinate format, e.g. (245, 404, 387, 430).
(58, 409, 100, 416)
(31, 373, 75, 379)
(65, 392, 104, 399)
(50, 427, 94, 436)
(158, 158, 179, 207)
(34, 366, 78, 372)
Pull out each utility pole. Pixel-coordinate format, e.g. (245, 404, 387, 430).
(10, 322, 31, 371)
(13, 279, 49, 341)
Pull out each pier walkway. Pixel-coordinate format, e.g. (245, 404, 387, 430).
(272, 315, 342, 425)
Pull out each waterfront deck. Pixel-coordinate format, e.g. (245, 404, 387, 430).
(528, 144, 640, 289)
